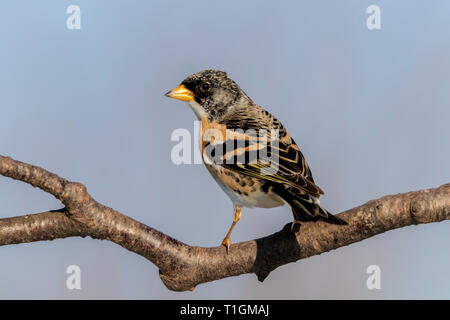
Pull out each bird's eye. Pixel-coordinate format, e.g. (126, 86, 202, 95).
(201, 82, 210, 91)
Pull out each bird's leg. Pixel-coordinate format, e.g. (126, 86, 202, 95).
(221, 205, 242, 253)
(291, 220, 302, 231)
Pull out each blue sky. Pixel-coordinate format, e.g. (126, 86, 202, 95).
(1, 1, 450, 298)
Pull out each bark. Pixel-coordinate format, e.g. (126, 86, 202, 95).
(0, 155, 449, 291)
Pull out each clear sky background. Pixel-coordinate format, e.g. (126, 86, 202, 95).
(1, 0, 449, 299)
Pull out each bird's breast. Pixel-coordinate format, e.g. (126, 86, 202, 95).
(198, 116, 284, 208)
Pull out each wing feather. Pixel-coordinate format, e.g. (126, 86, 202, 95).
(204, 105, 324, 198)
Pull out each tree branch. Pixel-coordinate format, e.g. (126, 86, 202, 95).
(0, 155, 449, 291)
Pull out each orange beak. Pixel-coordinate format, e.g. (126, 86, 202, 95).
(165, 84, 194, 101)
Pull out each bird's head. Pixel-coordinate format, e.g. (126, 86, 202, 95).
(165, 69, 251, 120)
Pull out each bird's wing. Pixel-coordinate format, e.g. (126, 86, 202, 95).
(205, 105, 324, 198)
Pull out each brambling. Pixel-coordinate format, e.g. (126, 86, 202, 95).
(165, 70, 347, 251)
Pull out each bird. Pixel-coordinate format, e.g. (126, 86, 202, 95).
(165, 69, 347, 252)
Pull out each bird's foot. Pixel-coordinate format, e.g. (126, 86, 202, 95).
(291, 220, 302, 231)
(221, 237, 231, 253)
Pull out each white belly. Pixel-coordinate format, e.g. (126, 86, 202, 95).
(206, 164, 285, 209)
(223, 185, 285, 208)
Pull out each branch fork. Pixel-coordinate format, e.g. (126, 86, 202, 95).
(1, 155, 449, 291)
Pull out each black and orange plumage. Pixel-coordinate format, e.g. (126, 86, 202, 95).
(166, 70, 346, 251)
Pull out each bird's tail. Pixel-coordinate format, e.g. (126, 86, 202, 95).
(276, 187, 347, 225)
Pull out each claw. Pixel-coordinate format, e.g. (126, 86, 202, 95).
(220, 205, 241, 254)
(291, 220, 302, 231)
(221, 237, 231, 253)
